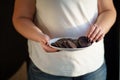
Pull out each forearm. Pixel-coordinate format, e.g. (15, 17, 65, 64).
(87, 9, 116, 42)
(95, 9, 117, 34)
(13, 17, 46, 43)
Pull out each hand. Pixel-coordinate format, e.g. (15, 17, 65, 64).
(40, 34, 58, 52)
(87, 24, 105, 42)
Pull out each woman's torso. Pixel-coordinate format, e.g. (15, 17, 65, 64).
(28, 0, 105, 77)
(35, 0, 98, 38)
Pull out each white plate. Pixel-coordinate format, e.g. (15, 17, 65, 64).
(48, 37, 90, 51)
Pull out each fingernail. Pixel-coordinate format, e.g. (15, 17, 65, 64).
(90, 41, 93, 43)
(96, 40, 98, 42)
(88, 39, 91, 42)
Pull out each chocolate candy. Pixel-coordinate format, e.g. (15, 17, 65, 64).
(77, 36, 92, 48)
(51, 38, 77, 48)
(51, 36, 92, 48)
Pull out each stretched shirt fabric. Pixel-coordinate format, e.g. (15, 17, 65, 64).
(28, 0, 104, 77)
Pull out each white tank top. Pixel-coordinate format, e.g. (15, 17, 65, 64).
(28, 0, 104, 77)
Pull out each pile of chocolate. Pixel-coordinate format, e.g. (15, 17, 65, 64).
(51, 36, 92, 48)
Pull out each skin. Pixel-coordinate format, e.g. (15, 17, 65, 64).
(12, 0, 116, 52)
(87, 0, 116, 42)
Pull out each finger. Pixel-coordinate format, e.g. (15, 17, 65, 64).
(92, 30, 101, 42)
(87, 24, 97, 38)
(40, 34, 48, 44)
(44, 34, 50, 42)
(89, 26, 100, 42)
(42, 44, 58, 52)
(92, 27, 103, 42)
(45, 46, 58, 52)
(96, 34, 105, 42)
(40, 34, 50, 45)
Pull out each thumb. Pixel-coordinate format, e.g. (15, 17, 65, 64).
(44, 34, 50, 43)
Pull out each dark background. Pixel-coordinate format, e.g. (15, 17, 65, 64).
(0, 0, 119, 80)
(104, 0, 119, 80)
(0, 0, 28, 79)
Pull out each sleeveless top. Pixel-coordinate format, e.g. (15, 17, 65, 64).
(28, 0, 104, 77)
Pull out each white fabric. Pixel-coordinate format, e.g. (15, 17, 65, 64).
(28, 0, 105, 77)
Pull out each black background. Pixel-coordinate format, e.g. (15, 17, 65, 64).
(0, 0, 28, 79)
(0, 0, 119, 80)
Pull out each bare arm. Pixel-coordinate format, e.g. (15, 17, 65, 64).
(87, 0, 116, 42)
(13, 0, 57, 52)
(13, 0, 45, 43)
